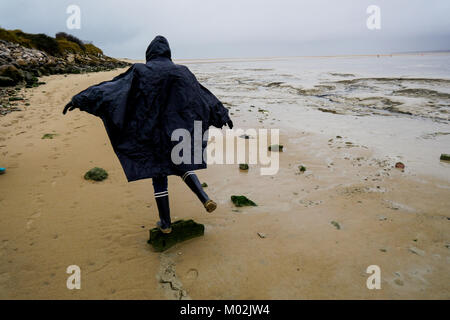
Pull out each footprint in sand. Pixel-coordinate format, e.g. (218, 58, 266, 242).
(186, 268, 199, 280)
(157, 253, 191, 300)
(26, 210, 42, 230)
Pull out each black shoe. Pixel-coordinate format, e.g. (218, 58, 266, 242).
(155, 192, 171, 232)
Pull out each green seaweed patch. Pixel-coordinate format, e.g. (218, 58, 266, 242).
(298, 165, 306, 172)
(268, 144, 283, 152)
(41, 133, 58, 139)
(239, 163, 249, 170)
(84, 167, 108, 181)
(231, 195, 257, 207)
(201, 182, 208, 188)
(440, 154, 450, 161)
(331, 221, 341, 230)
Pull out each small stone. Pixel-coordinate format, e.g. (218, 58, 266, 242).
(8, 96, 23, 101)
(394, 279, 404, 286)
(408, 246, 425, 256)
(257, 232, 266, 239)
(239, 163, 249, 170)
(395, 162, 405, 169)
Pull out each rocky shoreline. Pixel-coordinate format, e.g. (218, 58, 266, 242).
(0, 39, 130, 116)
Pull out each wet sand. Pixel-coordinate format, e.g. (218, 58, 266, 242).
(0, 64, 449, 299)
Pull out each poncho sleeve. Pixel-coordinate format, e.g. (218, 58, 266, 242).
(199, 83, 230, 128)
(71, 65, 136, 130)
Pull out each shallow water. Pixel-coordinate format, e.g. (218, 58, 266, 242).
(184, 54, 450, 180)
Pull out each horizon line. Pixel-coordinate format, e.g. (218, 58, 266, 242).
(119, 50, 450, 64)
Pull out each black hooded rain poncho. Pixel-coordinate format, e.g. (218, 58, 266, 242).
(71, 36, 230, 182)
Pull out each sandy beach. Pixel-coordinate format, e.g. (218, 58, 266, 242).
(1, 56, 450, 299)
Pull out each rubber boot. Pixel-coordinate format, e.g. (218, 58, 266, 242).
(181, 171, 217, 213)
(154, 192, 172, 233)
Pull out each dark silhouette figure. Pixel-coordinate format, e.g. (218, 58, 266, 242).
(63, 36, 232, 233)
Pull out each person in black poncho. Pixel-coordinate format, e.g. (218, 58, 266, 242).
(63, 36, 233, 234)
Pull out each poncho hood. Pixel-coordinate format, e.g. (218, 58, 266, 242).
(146, 35, 172, 62)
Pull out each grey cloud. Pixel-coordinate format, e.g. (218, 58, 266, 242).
(0, 0, 449, 59)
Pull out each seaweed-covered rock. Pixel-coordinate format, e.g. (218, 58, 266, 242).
(41, 133, 58, 139)
(268, 144, 283, 152)
(0, 64, 23, 85)
(231, 195, 257, 207)
(148, 219, 204, 252)
(440, 154, 450, 161)
(331, 221, 341, 230)
(84, 167, 108, 181)
(239, 163, 249, 170)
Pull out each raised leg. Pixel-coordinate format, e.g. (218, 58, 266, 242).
(181, 171, 217, 212)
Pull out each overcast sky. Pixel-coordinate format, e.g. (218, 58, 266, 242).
(1, 0, 449, 59)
